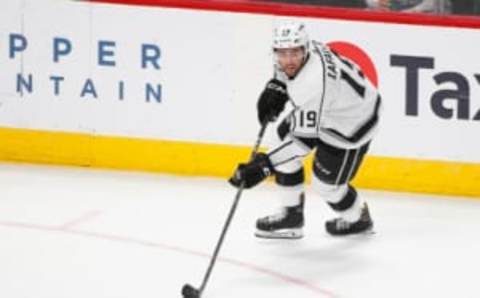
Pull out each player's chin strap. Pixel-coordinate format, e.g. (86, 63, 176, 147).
(182, 120, 268, 298)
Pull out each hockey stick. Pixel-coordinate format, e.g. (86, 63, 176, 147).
(182, 121, 268, 298)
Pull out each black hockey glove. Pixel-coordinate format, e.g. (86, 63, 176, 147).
(257, 78, 288, 124)
(229, 153, 274, 189)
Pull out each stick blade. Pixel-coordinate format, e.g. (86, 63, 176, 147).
(182, 284, 200, 298)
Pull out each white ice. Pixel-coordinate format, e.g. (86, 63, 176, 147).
(0, 163, 479, 298)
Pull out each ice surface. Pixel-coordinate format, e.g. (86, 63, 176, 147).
(0, 163, 479, 298)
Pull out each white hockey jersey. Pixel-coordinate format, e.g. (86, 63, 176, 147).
(274, 40, 381, 150)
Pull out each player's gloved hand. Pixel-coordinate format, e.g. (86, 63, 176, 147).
(257, 79, 288, 124)
(229, 153, 274, 189)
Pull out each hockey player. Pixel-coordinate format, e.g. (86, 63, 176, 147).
(230, 22, 381, 239)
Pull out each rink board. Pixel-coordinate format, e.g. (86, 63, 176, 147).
(1, 0, 480, 197)
(1, 126, 480, 198)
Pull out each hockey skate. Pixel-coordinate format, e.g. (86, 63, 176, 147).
(325, 203, 373, 236)
(255, 194, 305, 239)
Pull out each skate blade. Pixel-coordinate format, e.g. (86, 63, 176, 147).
(328, 226, 376, 237)
(255, 228, 303, 239)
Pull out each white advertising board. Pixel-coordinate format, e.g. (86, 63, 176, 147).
(300, 19, 480, 162)
(1, 0, 479, 163)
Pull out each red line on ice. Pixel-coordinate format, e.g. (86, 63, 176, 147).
(0, 219, 337, 298)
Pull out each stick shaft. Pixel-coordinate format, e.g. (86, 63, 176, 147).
(198, 122, 268, 295)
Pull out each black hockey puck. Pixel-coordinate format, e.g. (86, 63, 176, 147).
(182, 284, 200, 298)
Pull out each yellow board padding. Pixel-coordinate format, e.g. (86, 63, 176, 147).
(0, 126, 251, 177)
(0, 126, 479, 198)
(353, 156, 480, 198)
